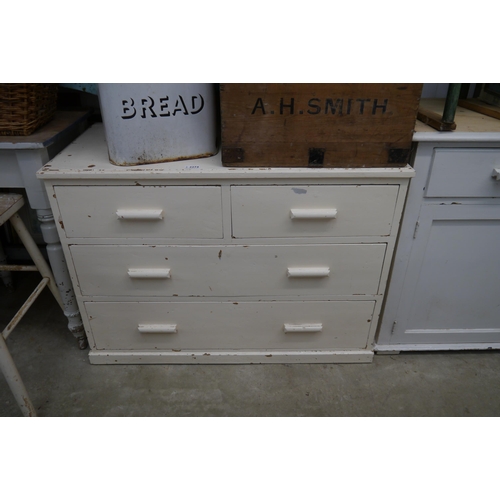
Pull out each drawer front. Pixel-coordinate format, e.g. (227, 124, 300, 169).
(85, 300, 375, 350)
(231, 185, 399, 237)
(71, 244, 386, 297)
(426, 148, 500, 198)
(54, 186, 223, 238)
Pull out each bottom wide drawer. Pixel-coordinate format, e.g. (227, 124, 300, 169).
(84, 300, 376, 350)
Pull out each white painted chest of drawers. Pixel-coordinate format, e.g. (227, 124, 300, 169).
(37, 124, 413, 364)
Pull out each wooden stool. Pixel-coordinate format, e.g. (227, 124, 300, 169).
(0, 193, 64, 417)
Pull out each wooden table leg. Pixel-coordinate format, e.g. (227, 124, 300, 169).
(15, 148, 88, 350)
(36, 208, 88, 349)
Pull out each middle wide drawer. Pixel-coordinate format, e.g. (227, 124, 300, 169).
(70, 244, 386, 297)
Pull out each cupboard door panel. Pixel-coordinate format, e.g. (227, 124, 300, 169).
(392, 204, 500, 343)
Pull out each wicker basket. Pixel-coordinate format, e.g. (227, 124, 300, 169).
(0, 84, 58, 136)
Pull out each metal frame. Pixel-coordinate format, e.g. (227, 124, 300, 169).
(417, 84, 463, 131)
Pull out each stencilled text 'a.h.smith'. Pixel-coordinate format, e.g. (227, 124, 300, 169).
(251, 97, 389, 115)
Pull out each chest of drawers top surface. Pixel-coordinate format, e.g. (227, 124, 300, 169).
(37, 124, 414, 181)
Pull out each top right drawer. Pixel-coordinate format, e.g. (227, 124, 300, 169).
(425, 148, 500, 198)
(231, 185, 399, 238)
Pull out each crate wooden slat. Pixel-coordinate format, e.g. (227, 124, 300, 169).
(220, 83, 423, 167)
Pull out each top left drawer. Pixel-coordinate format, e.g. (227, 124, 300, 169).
(53, 186, 223, 239)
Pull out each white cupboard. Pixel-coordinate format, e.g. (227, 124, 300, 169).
(377, 103, 500, 351)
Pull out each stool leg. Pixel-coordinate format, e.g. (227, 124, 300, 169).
(8, 213, 64, 309)
(0, 334, 37, 417)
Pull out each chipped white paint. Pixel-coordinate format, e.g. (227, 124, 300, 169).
(37, 124, 412, 364)
(54, 185, 223, 239)
(70, 244, 386, 297)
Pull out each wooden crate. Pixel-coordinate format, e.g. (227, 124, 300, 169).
(220, 83, 423, 167)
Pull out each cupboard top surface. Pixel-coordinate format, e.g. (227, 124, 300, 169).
(414, 99, 500, 142)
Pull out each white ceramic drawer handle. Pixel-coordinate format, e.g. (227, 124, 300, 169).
(284, 323, 323, 333)
(128, 268, 171, 279)
(492, 168, 500, 181)
(116, 209, 164, 220)
(287, 267, 330, 278)
(138, 324, 177, 334)
(290, 208, 337, 219)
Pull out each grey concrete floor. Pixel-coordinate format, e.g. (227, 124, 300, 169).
(1, 273, 500, 417)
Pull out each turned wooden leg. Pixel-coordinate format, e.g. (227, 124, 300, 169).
(36, 209, 88, 349)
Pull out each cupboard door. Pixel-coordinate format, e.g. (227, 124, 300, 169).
(390, 204, 500, 344)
